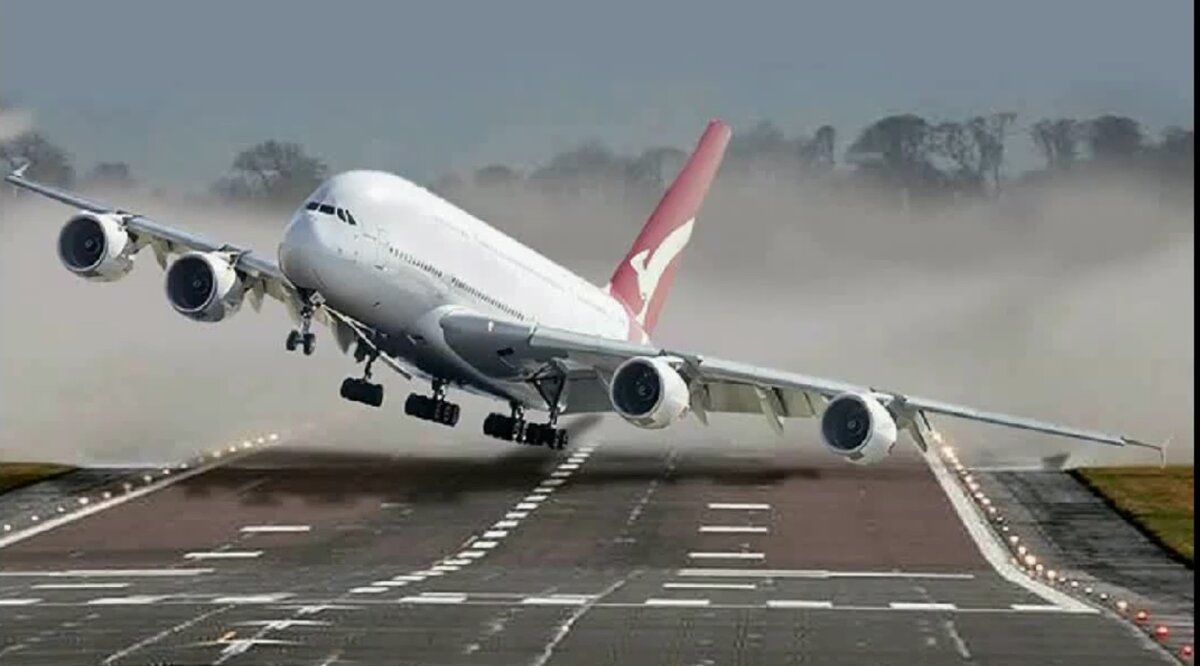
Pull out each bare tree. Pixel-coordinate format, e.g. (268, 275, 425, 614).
(0, 132, 75, 187)
(214, 140, 328, 206)
(1030, 118, 1081, 170)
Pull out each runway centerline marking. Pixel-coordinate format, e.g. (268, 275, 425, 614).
(32, 583, 130, 590)
(87, 595, 166, 605)
(890, 602, 958, 611)
(399, 593, 467, 604)
(699, 526, 769, 534)
(767, 600, 834, 609)
(213, 594, 293, 604)
(707, 502, 771, 510)
(184, 551, 262, 560)
(687, 552, 765, 560)
(240, 525, 311, 533)
(678, 568, 976, 580)
(663, 582, 756, 590)
(0, 598, 40, 606)
(645, 598, 711, 607)
(0, 568, 213, 578)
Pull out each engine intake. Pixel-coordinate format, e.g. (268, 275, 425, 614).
(609, 356, 690, 429)
(165, 252, 244, 322)
(819, 392, 898, 465)
(57, 213, 134, 281)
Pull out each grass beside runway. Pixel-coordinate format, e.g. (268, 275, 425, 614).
(1075, 465, 1194, 565)
(0, 462, 73, 494)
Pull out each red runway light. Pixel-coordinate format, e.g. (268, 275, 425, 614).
(1179, 644, 1192, 659)
(1153, 625, 1169, 640)
(1134, 610, 1149, 624)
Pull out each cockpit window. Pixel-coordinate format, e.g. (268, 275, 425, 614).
(318, 204, 336, 215)
(336, 208, 347, 222)
(345, 211, 358, 226)
(305, 202, 319, 211)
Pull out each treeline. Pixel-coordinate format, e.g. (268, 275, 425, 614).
(1, 110, 1193, 209)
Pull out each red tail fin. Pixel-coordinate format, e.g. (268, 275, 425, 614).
(607, 119, 732, 337)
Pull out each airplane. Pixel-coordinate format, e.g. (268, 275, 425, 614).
(4, 120, 1164, 461)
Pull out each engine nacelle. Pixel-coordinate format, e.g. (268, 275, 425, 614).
(164, 252, 245, 322)
(819, 392, 898, 465)
(57, 212, 135, 281)
(609, 356, 691, 429)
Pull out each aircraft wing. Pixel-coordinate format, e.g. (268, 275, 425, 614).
(4, 166, 409, 377)
(439, 310, 1163, 458)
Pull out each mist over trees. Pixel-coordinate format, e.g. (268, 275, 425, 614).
(0, 110, 1192, 210)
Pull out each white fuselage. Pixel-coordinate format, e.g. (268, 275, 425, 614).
(277, 170, 633, 406)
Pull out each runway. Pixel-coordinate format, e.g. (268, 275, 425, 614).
(0, 429, 1177, 665)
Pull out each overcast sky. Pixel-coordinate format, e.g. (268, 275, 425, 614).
(1, 0, 1193, 186)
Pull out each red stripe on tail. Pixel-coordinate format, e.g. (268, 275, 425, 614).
(607, 119, 732, 338)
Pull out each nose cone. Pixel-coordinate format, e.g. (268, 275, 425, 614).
(278, 212, 326, 290)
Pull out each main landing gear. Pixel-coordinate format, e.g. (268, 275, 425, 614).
(340, 342, 384, 407)
(482, 404, 569, 450)
(285, 295, 317, 356)
(404, 379, 460, 427)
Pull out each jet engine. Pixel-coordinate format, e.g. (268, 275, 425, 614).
(819, 392, 898, 465)
(57, 213, 135, 281)
(164, 252, 245, 322)
(609, 356, 690, 429)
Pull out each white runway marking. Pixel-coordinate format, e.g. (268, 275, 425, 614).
(522, 595, 592, 606)
(458, 551, 486, 559)
(482, 530, 508, 538)
(1010, 603, 1069, 612)
(349, 587, 388, 594)
(557, 464, 580, 471)
(890, 602, 958, 611)
(33, 583, 130, 590)
(663, 582, 756, 591)
(678, 568, 975, 580)
(213, 594, 293, 604)
(550, 471, 573, 479)
(707, 503, 770, 511)
(505, 512, 529, 519)
(240, 525, 311, 533)
(687, 552, 765, 560)
(442, 559, 471, 566)
(515, 503, 539, 511)
(0, 568, 212, 577)
(645, 598, 711, 607)
(101, 605, 232, 665)
(432, 564, 461, 572)
(524, 495, 548, 503)
(494, 520, 519, 528)
(87, 595, 166, 605)
(399, 593, 467, 604)
(766, 600, 834, 609)
(393, 574, 426, 582)
(541, 479, 566, 487)
(372, 580, 410, 587)
(472, 540, 498, 549)
(184, 551, 262, 560)
(0, 598, 40, 606)
(699, 526, 769, 534)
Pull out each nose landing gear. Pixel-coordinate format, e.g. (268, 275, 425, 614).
(285, 294, 318, 356)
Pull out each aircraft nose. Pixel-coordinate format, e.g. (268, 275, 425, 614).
(278, 212, 326, 289)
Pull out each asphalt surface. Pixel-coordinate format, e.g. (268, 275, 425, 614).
(0, 432, 1179, 666)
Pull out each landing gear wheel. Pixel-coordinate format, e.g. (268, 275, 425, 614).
(340, 378, 384, 407)
(286, 330, 302, 351)
(405, 392, 459, 427)
(302, 333, 316, 356)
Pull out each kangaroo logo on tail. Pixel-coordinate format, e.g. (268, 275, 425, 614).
(605, 120, 731, 339)
(628, 218, 695, 325)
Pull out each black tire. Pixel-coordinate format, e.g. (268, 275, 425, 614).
(286, 330, 301, 351)
(404, 394, 424, 418)
(340, 378, 361, 401)
(483, 413, 501, 438)
(366, 383, 384, 407)
(440, 403, 460, 427)
(302, 333, 316, 356)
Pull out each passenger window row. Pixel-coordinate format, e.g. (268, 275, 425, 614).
(305, 201, 358, 226)
(449, 276, 525, 320)
(386, 245, 443, 279)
